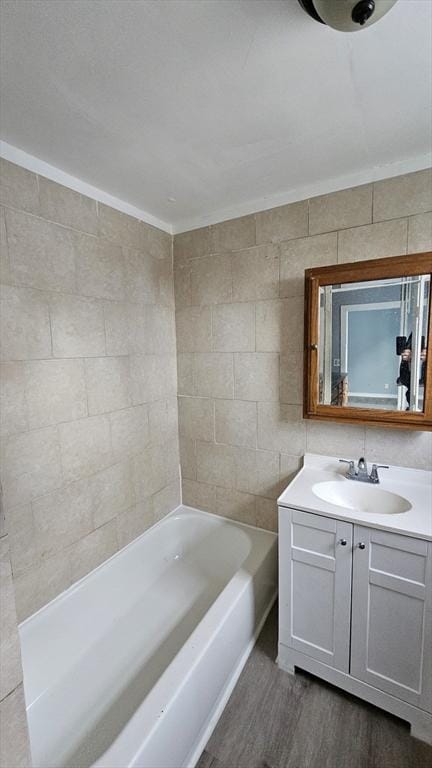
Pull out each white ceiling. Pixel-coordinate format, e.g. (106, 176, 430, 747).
(1, 0, 431, 233)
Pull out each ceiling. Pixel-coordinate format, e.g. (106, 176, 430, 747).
(1, 0, 431, 233)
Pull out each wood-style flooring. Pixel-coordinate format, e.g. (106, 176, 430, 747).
(196, 604, 432, 768)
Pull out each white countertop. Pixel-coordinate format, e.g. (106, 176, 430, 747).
(278, 453, 432, 541)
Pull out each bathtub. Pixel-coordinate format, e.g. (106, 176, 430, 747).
(19, 506, 277, 768)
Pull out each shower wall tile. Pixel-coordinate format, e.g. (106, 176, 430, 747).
(215, 487, 256, 525)
(153, 480, 181, 522)
(234, 352, 280, 401)
(89, 460, 135, 527)
(215, 399, 257, 448)
(0, 362, 28, 437)
(109, 404, 150, 459)
(305, 421, 365, 458)
(0, 157, 39, 215)
(75, 235, 125, 300)
(69, 519, 118, 582)
(116, 498, 154, 549)
(364, 427, 432, 471)
(232, 244, 279, 301)
(124, 247, 162, 304)
(0, 284, 52, 361)
(97, 203, 147, 250)
(175, 305, 212, 352)
(174, 263, 192, 308)
(173, 226, 210, 265)
(0, 426, 62, 509)
(0, 537, 23, 700)
(191, 253, 232, 305)
(59, 414, 113, 482)
(212, 302, 255, 352)
(129, 353, 177, 403)
(279, 232, 337, 297)
(309, 184, 373, 235)
(178, 396, 214, 441)
(209, 214, 255, 253)
(193, 353, 234, 398)
(0, 683, 32, 768)
(256, 496, 277, 532)
(257, 403, 306, 455)
(103, 300, 130, 355)
(179, 436, 196, 480)
(25, 358, 87, 428)
(0, 162, 181, 753)
(144, 223, 171, 262)
(373, 168, 432, 221)
(32, 477, 94, 558)
(408, 211, 432, 253)
(337, 219, 408, 263)
(255, 200, 308, 244)
(177, 352, 195, 396)
(14, 549, 72, 621)
(50, 293, 106, 357)
(196, 441, 236, 488)
(181, 479, 217, 514)
(84, 356, 132, 415)
(5, 207, 77, 293)
(38, 176, 98, 235)
(5, 504, 40, 579)
(0, 206, 11, 284)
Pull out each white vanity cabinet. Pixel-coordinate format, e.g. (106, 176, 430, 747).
(278, 507, 432, 743)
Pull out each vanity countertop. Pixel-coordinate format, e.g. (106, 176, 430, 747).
(278, 453, 432, 541)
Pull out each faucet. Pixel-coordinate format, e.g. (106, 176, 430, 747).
(339, 457, 389, 484)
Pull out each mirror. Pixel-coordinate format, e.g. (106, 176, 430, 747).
(304, 253, 432, 430)
(318, 275, 430, 412)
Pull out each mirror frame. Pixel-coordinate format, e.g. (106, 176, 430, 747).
(304, 252, 432, 431)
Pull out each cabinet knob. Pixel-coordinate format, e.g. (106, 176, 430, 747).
(339, 538, 347, 546)
(358, 542, 366, 550)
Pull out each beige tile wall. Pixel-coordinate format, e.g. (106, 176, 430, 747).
(0, 536, 31, 768)
(174, 168, 432, 532)
(0, 158, 180, 625)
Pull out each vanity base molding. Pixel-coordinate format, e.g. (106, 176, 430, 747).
(278, 643, 432, 745)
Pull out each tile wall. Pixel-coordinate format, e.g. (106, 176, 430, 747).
(174, 169, 432, 531)
(0, 159, 180, 622)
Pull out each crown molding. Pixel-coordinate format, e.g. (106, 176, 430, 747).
(2, 140, 430, 237)
(171, 153, 432, 234)
(0, 140, 172, 234)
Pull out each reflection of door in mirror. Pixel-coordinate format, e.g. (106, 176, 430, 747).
(318, 275, 430, 412)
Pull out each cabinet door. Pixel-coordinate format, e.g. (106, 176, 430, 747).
(351, 526, 432, 712)
(279, 508, 353, 672)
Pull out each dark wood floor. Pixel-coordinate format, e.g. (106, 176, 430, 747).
(196, 604, 432, 768)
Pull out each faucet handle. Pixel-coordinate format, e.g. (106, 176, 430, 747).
(339, 459, 355, 476)
(370, 463, 389, 482)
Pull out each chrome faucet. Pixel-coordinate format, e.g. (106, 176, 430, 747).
(339, 457, 389, 484)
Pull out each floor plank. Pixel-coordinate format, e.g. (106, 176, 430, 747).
(198, 604, 432, 768)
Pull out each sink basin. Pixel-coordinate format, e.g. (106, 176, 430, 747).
(312, 480, 412, 515)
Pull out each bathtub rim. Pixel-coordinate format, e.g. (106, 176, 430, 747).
(18, 504, 277, 630)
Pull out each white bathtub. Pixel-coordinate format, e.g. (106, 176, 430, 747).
(19, 506, 277, 768)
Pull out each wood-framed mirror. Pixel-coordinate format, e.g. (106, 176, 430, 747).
(304, 252, 432, 431)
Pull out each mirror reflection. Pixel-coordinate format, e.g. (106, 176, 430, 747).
(318, 275, 430, 412)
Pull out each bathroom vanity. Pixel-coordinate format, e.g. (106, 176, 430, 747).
(278, 454, 432, 744)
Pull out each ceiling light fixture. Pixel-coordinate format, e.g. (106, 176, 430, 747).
(297, 0, 399, 32)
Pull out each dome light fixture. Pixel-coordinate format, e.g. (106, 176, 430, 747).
(298, 0, 399, 32)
